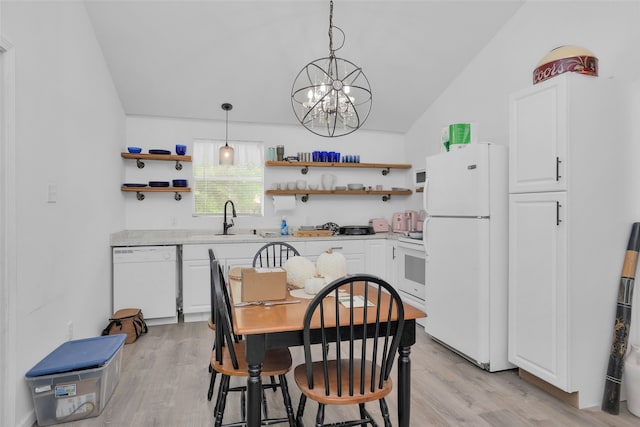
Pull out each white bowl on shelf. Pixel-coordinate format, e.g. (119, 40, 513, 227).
(308, 184, 319, 190)
(347, 183, 364, 190)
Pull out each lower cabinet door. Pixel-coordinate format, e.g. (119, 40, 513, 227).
(182, 258, 211, 316)
(508, 192, 569, 390)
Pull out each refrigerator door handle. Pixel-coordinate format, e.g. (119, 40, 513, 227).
(423, 217, 430, 255)
(556, 157, 562, 181)
(422, 178, 429, 212)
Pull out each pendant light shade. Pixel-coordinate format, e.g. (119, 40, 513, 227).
(219, 103, 234, 165)
(291, 1, 372, 137)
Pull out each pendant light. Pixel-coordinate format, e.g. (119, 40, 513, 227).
(291, 0, 372, 138)
(219, 103, 234, 165)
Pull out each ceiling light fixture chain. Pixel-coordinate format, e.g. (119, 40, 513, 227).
(329, 0, 334, 54)
(291, 0, 371, 138)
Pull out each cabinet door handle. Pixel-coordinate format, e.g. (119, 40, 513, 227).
(556, 201, 562, 226)
(556, 157, 562, 181)
(330, 246, 343, 251)
(392, 246, 396, 260)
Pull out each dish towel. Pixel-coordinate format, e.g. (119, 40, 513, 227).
(273, 195, 296, 212)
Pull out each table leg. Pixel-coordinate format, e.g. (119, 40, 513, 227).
(245, 334, 266, 427)
(397, 345, 411, 427)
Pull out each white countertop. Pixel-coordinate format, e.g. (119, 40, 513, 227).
(110, 229, 393, 246)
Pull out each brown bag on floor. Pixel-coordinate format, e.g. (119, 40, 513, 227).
(101, 308, 148, 344)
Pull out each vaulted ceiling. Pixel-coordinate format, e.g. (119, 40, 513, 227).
(84, 0, 523, 134)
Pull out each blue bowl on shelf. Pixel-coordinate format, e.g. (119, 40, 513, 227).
(127, 147, 142, 154)
(172, 179, 188, 188)
(175, 144, 187, 156)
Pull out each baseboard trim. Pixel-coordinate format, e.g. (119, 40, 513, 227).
(519, 369, 579, 408)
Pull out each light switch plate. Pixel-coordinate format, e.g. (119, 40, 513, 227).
(47, 183, 57, 203)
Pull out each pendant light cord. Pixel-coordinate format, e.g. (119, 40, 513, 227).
(225, 108, 229, 146)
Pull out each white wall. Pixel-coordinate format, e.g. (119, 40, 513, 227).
(405, 1, 640, 409)
(406, 1, 640, 155)
(124, 116, 413, 232)
(1, 2, 126, 426)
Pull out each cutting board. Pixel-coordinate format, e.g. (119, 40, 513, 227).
(294, 229, 333, 238)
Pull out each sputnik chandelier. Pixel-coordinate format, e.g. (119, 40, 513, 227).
(291, 0, 372, 138)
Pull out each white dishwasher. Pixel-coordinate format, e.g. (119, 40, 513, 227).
(112, 245, 178, 325)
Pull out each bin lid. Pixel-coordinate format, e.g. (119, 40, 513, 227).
(25, 334, 127, 377)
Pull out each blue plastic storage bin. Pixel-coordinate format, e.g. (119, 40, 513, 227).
(25, 334, 126, 426)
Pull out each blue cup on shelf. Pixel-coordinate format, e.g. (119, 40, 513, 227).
(320, 151, 328, 162)
(312, 151, 320, 162)
(176, 144, 187, 155)
(355, 154, 360, 163)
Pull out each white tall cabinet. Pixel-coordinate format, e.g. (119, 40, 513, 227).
(508, 73, 632, 408)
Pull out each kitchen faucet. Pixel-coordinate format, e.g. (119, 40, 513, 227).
(223, 200, 237, 235)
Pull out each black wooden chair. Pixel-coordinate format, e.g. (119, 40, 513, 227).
(210, 258, 296, 427)
(293, 274, 405, 427)
(207, 249, 234, 400)
(252, 241, 301, 392)
(207, 250, 271, 408)
(252, 242, 300, 268)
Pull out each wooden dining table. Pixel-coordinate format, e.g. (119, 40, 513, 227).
(229, 276, 426, 427)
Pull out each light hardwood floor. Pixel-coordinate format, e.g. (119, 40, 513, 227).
(42, 321, 639, 427)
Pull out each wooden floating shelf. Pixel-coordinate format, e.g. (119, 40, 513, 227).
(266, 188, 411, 202)
(121, 153, 192, 162)
(121, 186, 191, 193)
(121, 186, 191, 201)
(266, 189, 411, 195)
(265, 161, 410, 169)
(266, 161, 411, 176)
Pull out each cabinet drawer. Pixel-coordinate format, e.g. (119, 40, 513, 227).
(182, 244, 212, 260)
(306, 239, 365, 256)
(183, 242, 265, 260)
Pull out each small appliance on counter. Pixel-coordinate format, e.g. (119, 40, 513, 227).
(405, 210, 419, 232)
(392, 211, 421, 234)
(338, 225, 375, 235)
(369, 218, 389, 233)
(391, 212, 407, 233)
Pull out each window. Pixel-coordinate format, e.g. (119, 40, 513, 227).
(193, 139, 264, 216)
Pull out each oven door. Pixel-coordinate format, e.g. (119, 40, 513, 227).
(397, 240, 426, 326)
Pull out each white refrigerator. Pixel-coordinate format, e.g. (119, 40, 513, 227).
(423, 142, 512, 372)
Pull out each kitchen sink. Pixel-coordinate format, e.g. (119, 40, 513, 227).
(210, 233, 264, 240)
(184, 231, 265, 242)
